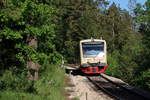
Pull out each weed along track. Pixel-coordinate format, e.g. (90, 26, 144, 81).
(87, 74, 150, 100)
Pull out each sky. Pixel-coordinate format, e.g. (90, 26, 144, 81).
(109, 0, 147, 10)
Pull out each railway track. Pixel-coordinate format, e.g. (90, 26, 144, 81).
(87, 74, 150, 100)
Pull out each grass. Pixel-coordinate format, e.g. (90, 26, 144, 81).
(0, 91, 42, 100)
(72, 97, 79, 100)
(0, 64, 66, 100)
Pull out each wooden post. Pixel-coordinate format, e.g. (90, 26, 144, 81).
(86, 92, 88, 100)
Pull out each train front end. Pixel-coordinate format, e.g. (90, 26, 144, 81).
(80, 39, 107, 74)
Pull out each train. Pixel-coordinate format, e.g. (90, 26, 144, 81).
(79, 38, 107, 74)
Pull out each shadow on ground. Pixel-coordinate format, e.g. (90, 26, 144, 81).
(65, 68, 100, 76)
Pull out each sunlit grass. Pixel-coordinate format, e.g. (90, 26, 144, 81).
(0, 64, 66, 100)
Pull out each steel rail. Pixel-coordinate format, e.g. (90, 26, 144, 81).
(100, 74, 150, 100)
(87, 76, 121, 100)
(87, 75, 150, 100)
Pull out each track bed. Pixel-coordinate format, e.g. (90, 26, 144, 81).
(87, 74, 150, 100)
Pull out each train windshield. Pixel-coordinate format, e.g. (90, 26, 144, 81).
(82, 42, 104, 58)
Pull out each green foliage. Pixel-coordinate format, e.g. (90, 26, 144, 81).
(34, 63, 65, 100)
(105, 51, 120, 77)
(132, 0, 150, 90)
(129, 69, 150, 91)
(0, 0, 60, 69)
(0, 64, 65, 100)
(0, 68, 33, 92)
(53, 0, 109, 63)
(0, 0, 64, 99)
(72, 97, 80, 100)
(0, 91, 42, 100)
(142, 69, 150, 90)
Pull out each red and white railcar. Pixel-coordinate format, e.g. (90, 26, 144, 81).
(80, 38, 107, 74)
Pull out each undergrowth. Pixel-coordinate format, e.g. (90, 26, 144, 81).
(0, 63, 65, 100)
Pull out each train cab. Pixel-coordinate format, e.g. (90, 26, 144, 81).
(80, 38, 107, 74)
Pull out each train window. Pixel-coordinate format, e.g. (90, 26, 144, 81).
(82, 42, 104, 58)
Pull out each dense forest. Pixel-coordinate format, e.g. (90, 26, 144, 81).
(0, 0, 150, 99)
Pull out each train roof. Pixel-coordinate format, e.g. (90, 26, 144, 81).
(80, 39, 106, 42)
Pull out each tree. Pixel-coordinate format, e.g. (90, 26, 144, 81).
(0, 0, 60, 80)
(128, 0, 137, 15)
(104, 3, 144, 85)
(133, 0, 150, 90)
(53, 0, 109, 63)
(134, 0, 150, 68)
(102, 3, 135, 52)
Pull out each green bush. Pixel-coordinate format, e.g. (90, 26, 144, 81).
(131, 69, 150, 91)
(34, 63, 65, 100)
(0, 91, 42, 100)
(0, 68, 33, 92)
(142, 69, 150, 89)
(105, 51, 121, 78)
(0, 64, 66, 100)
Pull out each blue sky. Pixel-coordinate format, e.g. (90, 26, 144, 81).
(108, 0, 147, 10)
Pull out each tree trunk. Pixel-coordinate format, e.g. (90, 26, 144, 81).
(26, 34, 39, 80)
